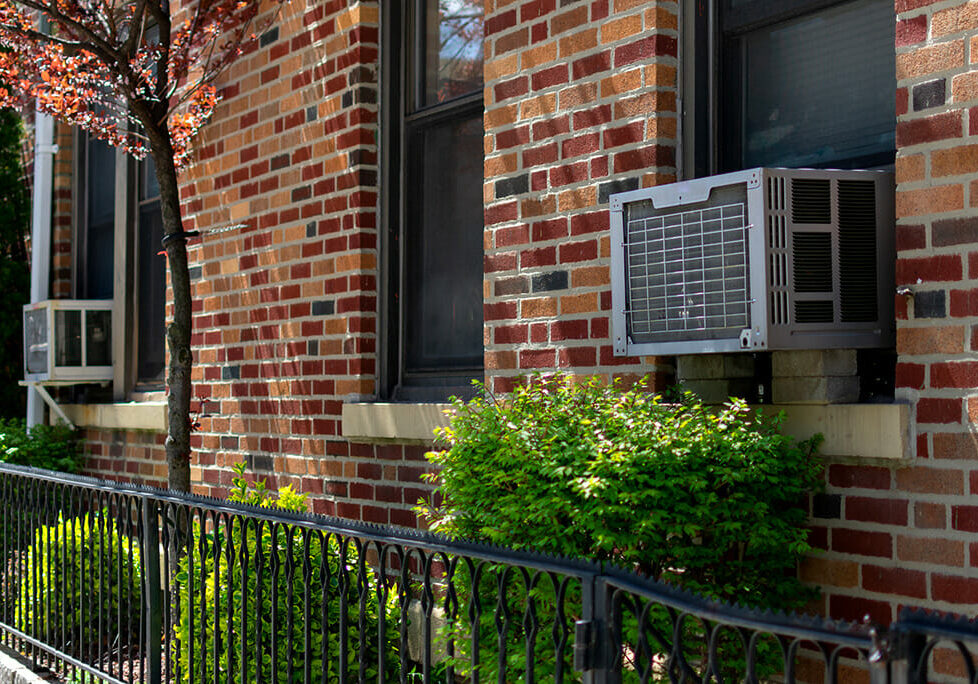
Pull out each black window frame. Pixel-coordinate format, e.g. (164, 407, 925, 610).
(379, 0, 485, 402)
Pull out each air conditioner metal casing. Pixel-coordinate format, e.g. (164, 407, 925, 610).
(24, 299, 113, 383)
(610, 168, 895, 356)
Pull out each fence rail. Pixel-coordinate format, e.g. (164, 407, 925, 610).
(0, 463, 975, 683)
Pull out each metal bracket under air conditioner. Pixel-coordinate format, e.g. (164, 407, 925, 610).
(18, 381, 75, 429)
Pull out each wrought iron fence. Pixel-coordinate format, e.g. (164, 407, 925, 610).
(0, 463, 976, 683)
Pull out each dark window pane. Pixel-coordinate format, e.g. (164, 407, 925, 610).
(735, 0, 895, 169)
(404, 112, 484, 373)
(137, 198, 165, 383)
(85, 310, 112, 366)
(85, 136, 115, 299)
(55, 310, 81, 367)
(423, 0, 483, 106)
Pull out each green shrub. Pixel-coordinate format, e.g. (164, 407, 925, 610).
(16, 512, 142, 649)
(421, 375, 823, 680)
(0, 419, 81, 473)
(174, 463, 401, 683)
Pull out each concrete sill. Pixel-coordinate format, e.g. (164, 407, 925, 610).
(759, 403, 911, 463)
(61, 402, 168, 432)
(342, 400, 910, 463)
(342, 402, 452, 444)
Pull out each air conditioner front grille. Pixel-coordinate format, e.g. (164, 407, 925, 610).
(838, 179, 879, 322)
(625, 200, 750, 341)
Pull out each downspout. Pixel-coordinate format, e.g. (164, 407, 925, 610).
(26, 111, 56, 428)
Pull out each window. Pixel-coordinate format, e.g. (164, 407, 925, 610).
(73, 130, 165, 396)
(381, 0, 485, 401)
(682, 0, 896, 178)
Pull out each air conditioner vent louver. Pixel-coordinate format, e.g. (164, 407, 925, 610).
(610, 168, 894, 356)
(838, 179, 879, 322)
(791, 178, 831, 223)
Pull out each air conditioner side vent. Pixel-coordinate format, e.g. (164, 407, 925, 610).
(795, 300, 834, 323)
(791, 178, 831, 224)
(792, 232, 833, 293)
(838, 179, 879, 322)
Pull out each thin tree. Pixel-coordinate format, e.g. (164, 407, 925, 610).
(0, 0, 283, 491)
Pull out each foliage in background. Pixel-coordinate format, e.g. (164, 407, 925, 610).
(421, 374, 823, 681)
(174, 463, 401, 683)
(0, 109, 28, 419)
(0, 418, 81, 472)
(16, 512, 142, 649)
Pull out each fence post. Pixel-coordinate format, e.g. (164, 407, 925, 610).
(142, 497, 162, 684)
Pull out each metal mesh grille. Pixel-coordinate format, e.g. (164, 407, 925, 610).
(625, 200, 749, 341)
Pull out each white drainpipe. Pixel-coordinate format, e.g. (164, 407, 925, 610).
(26, 111, 56, 428)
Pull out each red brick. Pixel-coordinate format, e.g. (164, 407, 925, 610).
(895, 362, 925, 389)
(486, 9, 517, 35)
(932, 574, 978, 604)
(895, 224, 926, 251)
(931, 361, 978, 388)
(613, 145, 674, 173)
(896, 111, 963, 147)
(559, 239, 598, 263)
(494, 76, 529, 101)
(828, 465, 890, 490)
(916, 398, 962, 424)
(828, 595, 892, 625)
(550, 319, 589, 340)
(603, 122, 644, 148)
(845, 497, 908, 526)
(561, 132, 600, 158)
(571, 50, 611, 79)
(831, 528, 892, 558)
(949, 289, 978, 317)
(896, 15, 928, 46)
(521, 0, 556, 22)
(614, 34, 677, 67)
(519, 348, 556, 368)
(531, 64, 569, 91)
(557, 346, 596, 367)
(532, 218, 568, 241)
(952, 505, 978, 532)
(895, 255, 962, 283)
(862, 565, 927, 599)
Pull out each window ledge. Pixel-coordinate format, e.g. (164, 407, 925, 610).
(342, 402, 452, 444)
(342, 401, 910, 462)
(758, 403, 911, 464)
(61, 402, 167, 432)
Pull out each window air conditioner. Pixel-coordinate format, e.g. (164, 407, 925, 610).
(609, 168, 895, 356)
(23, 300, 113, 383)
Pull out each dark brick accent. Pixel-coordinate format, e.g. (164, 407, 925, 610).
(306, 106, 318, 122)
(312, 300, 335, 316)
(912, 78, 946, 111)
(270, 154, 290, 171)
(222, 365, 241, 380)
(342, 91, 353, 107)
(933, 217, 978, 246)
(306, 221, 317, 238)
(307, 340, 318, 356)
(532, 270, 569, 293)
(812, 493, 841, 519)
(259, 27, 279, 47)
(189, 265, 202, 280)
(248, 454, 274, 472)
(496, 174, 529, 198)
(598, 177, 639, 203)
(495, 276, 529, 296)
(914, 290, 946, 318)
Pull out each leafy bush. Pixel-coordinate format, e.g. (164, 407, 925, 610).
(0, 419, 81, 473)
(421, 375, 823, 680)
(174, 463, 401, 683)
(16, 512, 142, 649)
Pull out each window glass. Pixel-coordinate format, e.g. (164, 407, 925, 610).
(734, 0, 895, 169)
(84, 136, 115, 299)
(404, 113, 484, 373)
(137, 156, 165, 384)
(423, 0, 484, 106)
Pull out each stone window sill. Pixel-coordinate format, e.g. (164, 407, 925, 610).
(61, 402, 168, 432)
(343, 401, 911, 462)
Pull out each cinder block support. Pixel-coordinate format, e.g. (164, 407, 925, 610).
(771, 350, 859, 404)
(676, 354, 756, 404)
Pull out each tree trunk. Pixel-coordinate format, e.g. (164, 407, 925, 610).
(147, 125, 192, 494)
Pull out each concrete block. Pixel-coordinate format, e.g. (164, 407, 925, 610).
(772, 375, 859, 405)
(771, 349, 857, 378)
(677, 354, 755, 380)
(680, 378, 758, 404)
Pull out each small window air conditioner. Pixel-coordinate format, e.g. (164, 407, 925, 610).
(609, 168, 895, 356)
(23, 300, 113, 383)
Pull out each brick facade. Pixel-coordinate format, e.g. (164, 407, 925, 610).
(44, 0, 978, 623)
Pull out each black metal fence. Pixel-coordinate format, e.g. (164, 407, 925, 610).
(0, 463, 976, 683)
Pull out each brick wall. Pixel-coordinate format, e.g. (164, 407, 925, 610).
(482, 0, 677, 394)
(803, 0, 978, 629)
